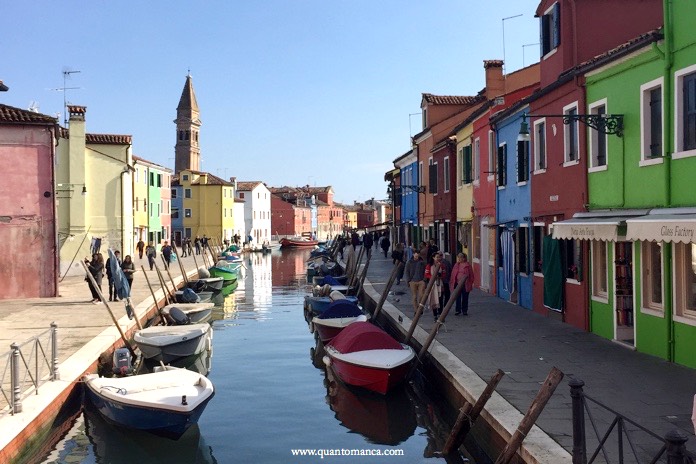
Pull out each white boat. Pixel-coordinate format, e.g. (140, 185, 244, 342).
(83, 367, 215, 439)
(134, 324, 212, 363)
(161, 303, 214, 324)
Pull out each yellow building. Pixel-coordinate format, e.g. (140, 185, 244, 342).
(341, 205, 358, 232)
(56, 106, 133, 276)
(454, 120, 477, 257)
(179, 169, 235, 242)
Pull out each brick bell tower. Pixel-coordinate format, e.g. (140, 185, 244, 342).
(174, 73, 201, 173)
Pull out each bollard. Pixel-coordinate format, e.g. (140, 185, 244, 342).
(665, 430, 689, 464)
(51, 322, 60, 381)
(569, 378, 587, 464)
(10, 343, 22, 414)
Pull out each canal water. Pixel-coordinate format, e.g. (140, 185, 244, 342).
(39, 249, 480, 464)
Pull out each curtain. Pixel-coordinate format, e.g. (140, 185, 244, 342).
(542, 235, 564, 311)
(501, 229, 515, 294)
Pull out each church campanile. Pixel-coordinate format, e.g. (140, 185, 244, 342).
(174, 74, 201, 173)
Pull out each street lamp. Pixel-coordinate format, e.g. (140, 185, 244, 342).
(519, 113, 624, 137)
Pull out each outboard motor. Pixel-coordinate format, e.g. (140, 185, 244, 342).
(180, 287, 200, 303)
(112, 347, 134, 376)
(198, 267, 211, 279)
(168, 307, 191, 325)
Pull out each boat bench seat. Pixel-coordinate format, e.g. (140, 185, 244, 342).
(108, 381, 191, 395)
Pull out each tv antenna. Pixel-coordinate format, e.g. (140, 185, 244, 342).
(502, 14, 523, 74)
(28, 101, 39, 113)
(50, 69, 81, 125)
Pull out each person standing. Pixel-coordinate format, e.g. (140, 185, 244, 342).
(105, 250, 122, 302)
(362, 232, 373, 257)
(145, 242, 156, 271)
(404, 250, 426, 313)
(121, 255, 135, 291)
(438, 251, 452, 311)
(194, 236, 201, 255)
(161, 241, 173, 269)
(85, 253, 104, 304)
(181, 238, 188, 257)
(380, 231, 391, 258)
(136, 239, 145, 260)
(187, 237, 193, 256)
(391, 242, 405, 284)
(351, 231, 360, 251)
(450, 252, 475, 315)
(425, 253, 445, 321)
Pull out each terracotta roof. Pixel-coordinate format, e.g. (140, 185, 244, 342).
(236, 181, 263, 191)
(0, 104, 58, 125)
(132, 155, 172, 172)
(422, 93, 483, 105)
(573, 29, 663, 75)
(484, 60, 504, 68)
(190, 172, 232, 186)
(85, 133, 132, 145)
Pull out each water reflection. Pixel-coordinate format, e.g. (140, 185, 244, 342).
(139, 348, 213, 376)
(83, 404, 217, 464)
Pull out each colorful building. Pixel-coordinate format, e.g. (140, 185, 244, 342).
(235, 181, 272, 244)
(176, 169, 235, 243)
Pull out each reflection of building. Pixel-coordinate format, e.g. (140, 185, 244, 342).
(271, 251, 310, 287)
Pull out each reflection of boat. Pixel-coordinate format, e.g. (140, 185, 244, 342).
(134, 324, 212, 362)
(162, 303, 214, 324)
(83, 367, 215, 439)
(324, 367, 417, 446)
(324, 322, 415, 395)
(280, 237, 318, 248)
(312, 274, 348, 286)
(312, 301, 368, 343)
(83, 404, 217, 463)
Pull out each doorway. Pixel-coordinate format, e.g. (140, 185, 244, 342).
(480, 220, 490, 291)
(614, 242, 635, 346)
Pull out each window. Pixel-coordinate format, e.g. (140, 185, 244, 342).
(419, 162, 423, 192)
(473, 138, 480, 182)
(641, 241, 663, 311)
(149, 203, 153, 217)
(422, 109, 427, 129)
(172, 208, 179, 219)
(185, 188, 192, 199)
(534, 119, 547, 171)
(185, 227, 192, 238)
(564, 103, 579, 164)
(517, 138, 529, 183)
(182, 174, 189, 181)
(488, 131, 496, 181)
(135, 196, 139, 212)
(639, 77, 664, 163)
(157, 174, 162, 188)
(497, 143, 507, 187)
(444, 157, 450, 192)
(472, 222, 481, 261)
(239, 192, 245, 199)
(589, 100, 608, 169)
(533, 224, 545, 274)
(185, 209, 192, 218)
(429, 160, 438, 194)
(171, 189, 177, 199)
(143, 199, 147, 212)
(540, 2, 560, 56)
(592, 241, 608, 300)
(516, 227, 529, 274)
(675, 65, 696, 158)
(564, 239, 582, 281)
(674, 243, 696, 319)
(149, 172, 154, 187)
(462, 146, 472, 184)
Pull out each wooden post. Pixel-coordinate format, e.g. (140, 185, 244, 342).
(443, 369, 506, 455)
(405, 263, 440, 344)
(176, 249, 189, 285)
(348, 246, 365, 289)
(154, 264, 172, 305)
(354, 252, 372, 298)
(373, 262, 403, 320)
(81, 261, 137, 357)
(494, 367, 565, 464)
(142, 265, 166, 323)
(161, 255, 178, 293)
(191, 250, 201, 276)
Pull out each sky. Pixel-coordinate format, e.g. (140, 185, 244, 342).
(2, 1, 542, 204)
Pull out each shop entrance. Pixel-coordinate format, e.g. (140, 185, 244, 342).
(614, 242, 635, 346)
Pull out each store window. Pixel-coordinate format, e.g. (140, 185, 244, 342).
(516, 227, 529, 274)
(641, 241, 663, 311)
(533, 224, 545, 274)
(564, 239, 582, 281)
(674, 243, 696, 319)
(592, 241, 608, 300)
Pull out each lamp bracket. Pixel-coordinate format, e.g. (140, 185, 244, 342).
(525, 113, 624, 137)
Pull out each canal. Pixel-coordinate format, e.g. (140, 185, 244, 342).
(39, 249, 482, 463)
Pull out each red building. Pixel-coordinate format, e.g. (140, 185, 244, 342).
(0, 104, 59, 298)
(270, 194, 312, 237)
(529, 0, 663, 329)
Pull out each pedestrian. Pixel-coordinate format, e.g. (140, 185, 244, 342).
(450, 252, 475, 315)
(121, 255, 135, 291)
(419, 241, 429, 260)
(438, 251, 452, 310)
(187, 237, 193, 256)
(391, 242, 405, 284)
(161, 241, 173, 269)
(362, 232, 373, 257)
(85, 253, 104, 304)
(351, 231, 360, 251)
(372, 231, 380, 251)
(380, 231, 391, 258)
(404, 249, 426, 313)
(105, 250, 121, 301)
(202, 235, 209, 250)
(136, 239, 145, 259)
(337, 235, 346, 260)
(425, 253, 445, 321)
(181, 238, 188, 257)
(427, 238, 439, 263)
(194, 236, 201, 255)
(145, 242, 156, 271)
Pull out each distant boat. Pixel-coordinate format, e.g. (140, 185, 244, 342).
(280, 237, 318, 248)
(83, 367, 215, 439)
(134, 323, 212, 363)
(323, 322, 414, 395)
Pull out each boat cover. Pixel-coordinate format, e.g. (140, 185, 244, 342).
(329, 322, 402, 353)
(318, 301, 362, 320)
(322, 275, 342, 285)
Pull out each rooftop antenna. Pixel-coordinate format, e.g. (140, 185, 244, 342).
(408, 112, 421, 141)
(522, 43, 540, 67)
(502, 14, 523, 74)
(28, 101, 39, 113)
(50, 69, 81, 125)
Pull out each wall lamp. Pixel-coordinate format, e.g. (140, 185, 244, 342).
(57, 183, 87, 196)
(519, 112, 624, 137)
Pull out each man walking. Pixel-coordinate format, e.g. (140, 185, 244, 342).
(136, 239, 145, 260)
(145, 243, 156, 271)
(105, 250, 122, 301)
(404, 249, 426, 313)
(161, 241, 173, 269)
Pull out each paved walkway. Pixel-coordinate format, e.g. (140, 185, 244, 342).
(361, 249, 696, 461)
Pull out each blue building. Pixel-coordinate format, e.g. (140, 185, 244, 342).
(492, 105, 532, 309)
(394, 148, 419, 248)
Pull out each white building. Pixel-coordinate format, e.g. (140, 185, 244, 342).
(233, 197, 246, 242)
(235, 181, 272, 244)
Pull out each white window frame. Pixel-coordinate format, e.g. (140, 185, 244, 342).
(487, 130, 495, 182)
(540, 2, 560, 59)
(641, 241, 664, 316)
(184, 188, 192, 199)
(533, 118, 547, 174)
(563, 101, 580, 166)
(673, 243, 696, 326)
(588, 99, 609, 172)
(640, 77, 665, 166)
(591, 241, 609, 303)
(473, 137, 481, 185)
(444, 156, 450, 192)
(674, 63, 696, 159)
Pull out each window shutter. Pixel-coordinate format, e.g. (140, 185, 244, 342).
(464, 146, 472, 184)
(517, 140, 529, 183)
(684, 74, 696, 151)
(552, 3, 561, 49)
(429, 163, 437, 194)
(497, 145, 507, 186)
(649, 88, 662, 157)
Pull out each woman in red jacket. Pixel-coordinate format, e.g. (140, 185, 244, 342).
(449, 253, 474, 315)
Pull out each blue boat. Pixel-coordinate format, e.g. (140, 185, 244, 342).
(304, 295, 359, 315)
(312, 274, 349, 286)
(83, 367, 215, 439)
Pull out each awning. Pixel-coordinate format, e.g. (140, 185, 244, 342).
(552, 217, 628, 242)
(626, 214, 696, 243)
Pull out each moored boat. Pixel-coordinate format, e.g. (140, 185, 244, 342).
(162, 303, 214, 324)
(312, 300, 368, 343)
(134, 324, 212, 363)
(83, 367, 215, 439)
(323, 322, 414, 395)
(208, 262, 240, 285)
(175, 290, 214, 304)
(304, 295, 359, 315)
(280, 237, 319, 248)
(185, 277, 224, 292)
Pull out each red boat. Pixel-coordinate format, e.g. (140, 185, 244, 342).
(279, 237, 319, 248)
(323, 322, 415, 395)
(312, 300, 369, 343)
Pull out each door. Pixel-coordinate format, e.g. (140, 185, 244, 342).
(480, 220, 490, 291)
(614, 242, 635, 346)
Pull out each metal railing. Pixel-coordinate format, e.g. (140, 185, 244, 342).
(0, 323, 59, 415)
(570, 379, 695, 464)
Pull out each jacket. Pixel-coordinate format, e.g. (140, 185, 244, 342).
(404, 257, 426, 283)
(450, 261, 474, 293)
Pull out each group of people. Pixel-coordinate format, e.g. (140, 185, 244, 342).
(84, 250, 136, 304)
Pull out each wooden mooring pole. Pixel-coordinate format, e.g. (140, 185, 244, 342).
(176, 249, 189, 285)
(154, 264, 173, 305)
(494, 367, 564, 464)
(404, 263, 440, 344)
(442, 369, 506, 455)
(141, 265, 166, 323)
(161, 255, 178, 293)
(372, 262, 403, 320)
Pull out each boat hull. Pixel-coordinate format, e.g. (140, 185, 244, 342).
(209, 266, 239, 285)
(135, 325, 212, 363)
(324, 346, 414, 395)
(312, 315, 367, 343)
(280, 238, 319, 248)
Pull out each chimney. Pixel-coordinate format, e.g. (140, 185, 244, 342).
(484, 60, 505, 99)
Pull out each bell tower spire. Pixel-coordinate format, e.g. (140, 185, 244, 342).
(174, 73, 201, 173)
